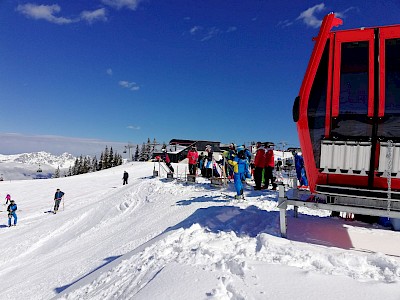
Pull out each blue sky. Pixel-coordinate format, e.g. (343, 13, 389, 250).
(1, 0, 400, 156)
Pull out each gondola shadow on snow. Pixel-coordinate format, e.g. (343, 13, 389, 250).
(166, 204, 281, 238)
(54, 255, 121, 294)
(174, 194, 354, 250)
(176, 194, 231, 206)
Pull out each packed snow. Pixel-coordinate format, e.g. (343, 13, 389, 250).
(0, 162, 400, 300)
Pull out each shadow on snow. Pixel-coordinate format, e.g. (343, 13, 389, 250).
(54, 255, 121, 294)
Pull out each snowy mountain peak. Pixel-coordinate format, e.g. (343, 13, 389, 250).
(0, 151, 76, 168)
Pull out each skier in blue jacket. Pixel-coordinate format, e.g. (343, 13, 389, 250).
(228, 148, 251, 199)
(7, 200, 17, 227)
(54, 189, 65, 214)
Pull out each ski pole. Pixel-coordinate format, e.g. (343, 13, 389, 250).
(63, 196, 65, 211)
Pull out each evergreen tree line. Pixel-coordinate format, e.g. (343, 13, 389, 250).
(54, 146, 123, 178)
(131, 138, 167, 161)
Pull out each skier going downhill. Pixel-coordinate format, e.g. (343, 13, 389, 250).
(5, 194, 11, 205)
(53, 189, 65, 214)
(7, 199, 17, 227)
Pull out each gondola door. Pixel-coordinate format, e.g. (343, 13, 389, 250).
(375, 26, 400, 190)
(328, 27, 400, 190)
(330, 29, 375, 142)
(326, 29, 375, 188)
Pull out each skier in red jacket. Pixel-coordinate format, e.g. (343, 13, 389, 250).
(264, 144, 276, 190)
(253, 142, 265, 190)
(187, 146, 199, 175)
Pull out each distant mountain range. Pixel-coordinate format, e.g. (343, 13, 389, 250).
(0, 152, 76, 180)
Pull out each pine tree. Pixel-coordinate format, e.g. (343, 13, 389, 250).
(134, 145, 139, 161)
(103, 146, 109, 169)
(145, 138, 151, 161)
(98, 152, 103, 170)
(78, 155, 84, 174)
(54, 166, 60, 178)
(139, 143, 146, 161)
(91, 156, 98, 172)
(82, 156, 90, 173)
(73, 158, 79, 175)
(109, 147, 114, 168)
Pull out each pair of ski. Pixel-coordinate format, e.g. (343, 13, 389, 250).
(221, 192, 245, 200)
(44, 210, 58, 214)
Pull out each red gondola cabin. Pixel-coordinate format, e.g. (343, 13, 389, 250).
(294, 13, 400, 209)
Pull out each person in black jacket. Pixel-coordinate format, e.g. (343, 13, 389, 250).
(123, 171, 129, 185)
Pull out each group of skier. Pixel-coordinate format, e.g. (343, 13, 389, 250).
(4, 194, 17, 227)
(253, 142, 277, 191)
(187, 142, 308, 199)
(2, 189, 65, 227)
(155, 142, 308, 200)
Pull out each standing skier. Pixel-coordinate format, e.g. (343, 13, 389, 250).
(123, 171, 129, 185)
(253, 142, 265, 190)
(53, 189, 65, 214)
(187, 146, 199, 175)
(228, 148, 251, 199)
(264, 144, 276, 190)
(7, 199, 17, 227)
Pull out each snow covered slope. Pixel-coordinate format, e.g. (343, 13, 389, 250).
(0, 162, 399, 300)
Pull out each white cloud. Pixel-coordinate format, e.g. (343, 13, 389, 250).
(189, 25, 236, 41)
(16, 3, 77, 25)
(127, 125, 141, 130)
(296, 3, 326, 28)
(334, 7, 358, 19)
(190, 26, 202, 35)
(80, 8, 107, 24)
(106, 68, 113, 76)
(201, 27, 222, 41)
(101, 0, 142, 10)
(277, 19, 293, 28)
(119, 81, 140, 91)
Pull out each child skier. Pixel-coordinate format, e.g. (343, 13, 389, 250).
(5, 194, 11, 205)
(7, 200, 17, 227)
(228, 148, 251, 199)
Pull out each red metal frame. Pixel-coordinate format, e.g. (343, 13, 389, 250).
(297, 13, 342, 192)
(331, 29, 375, 118)
(297, 14, 400, 193)
(379, 27, 400, 117)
